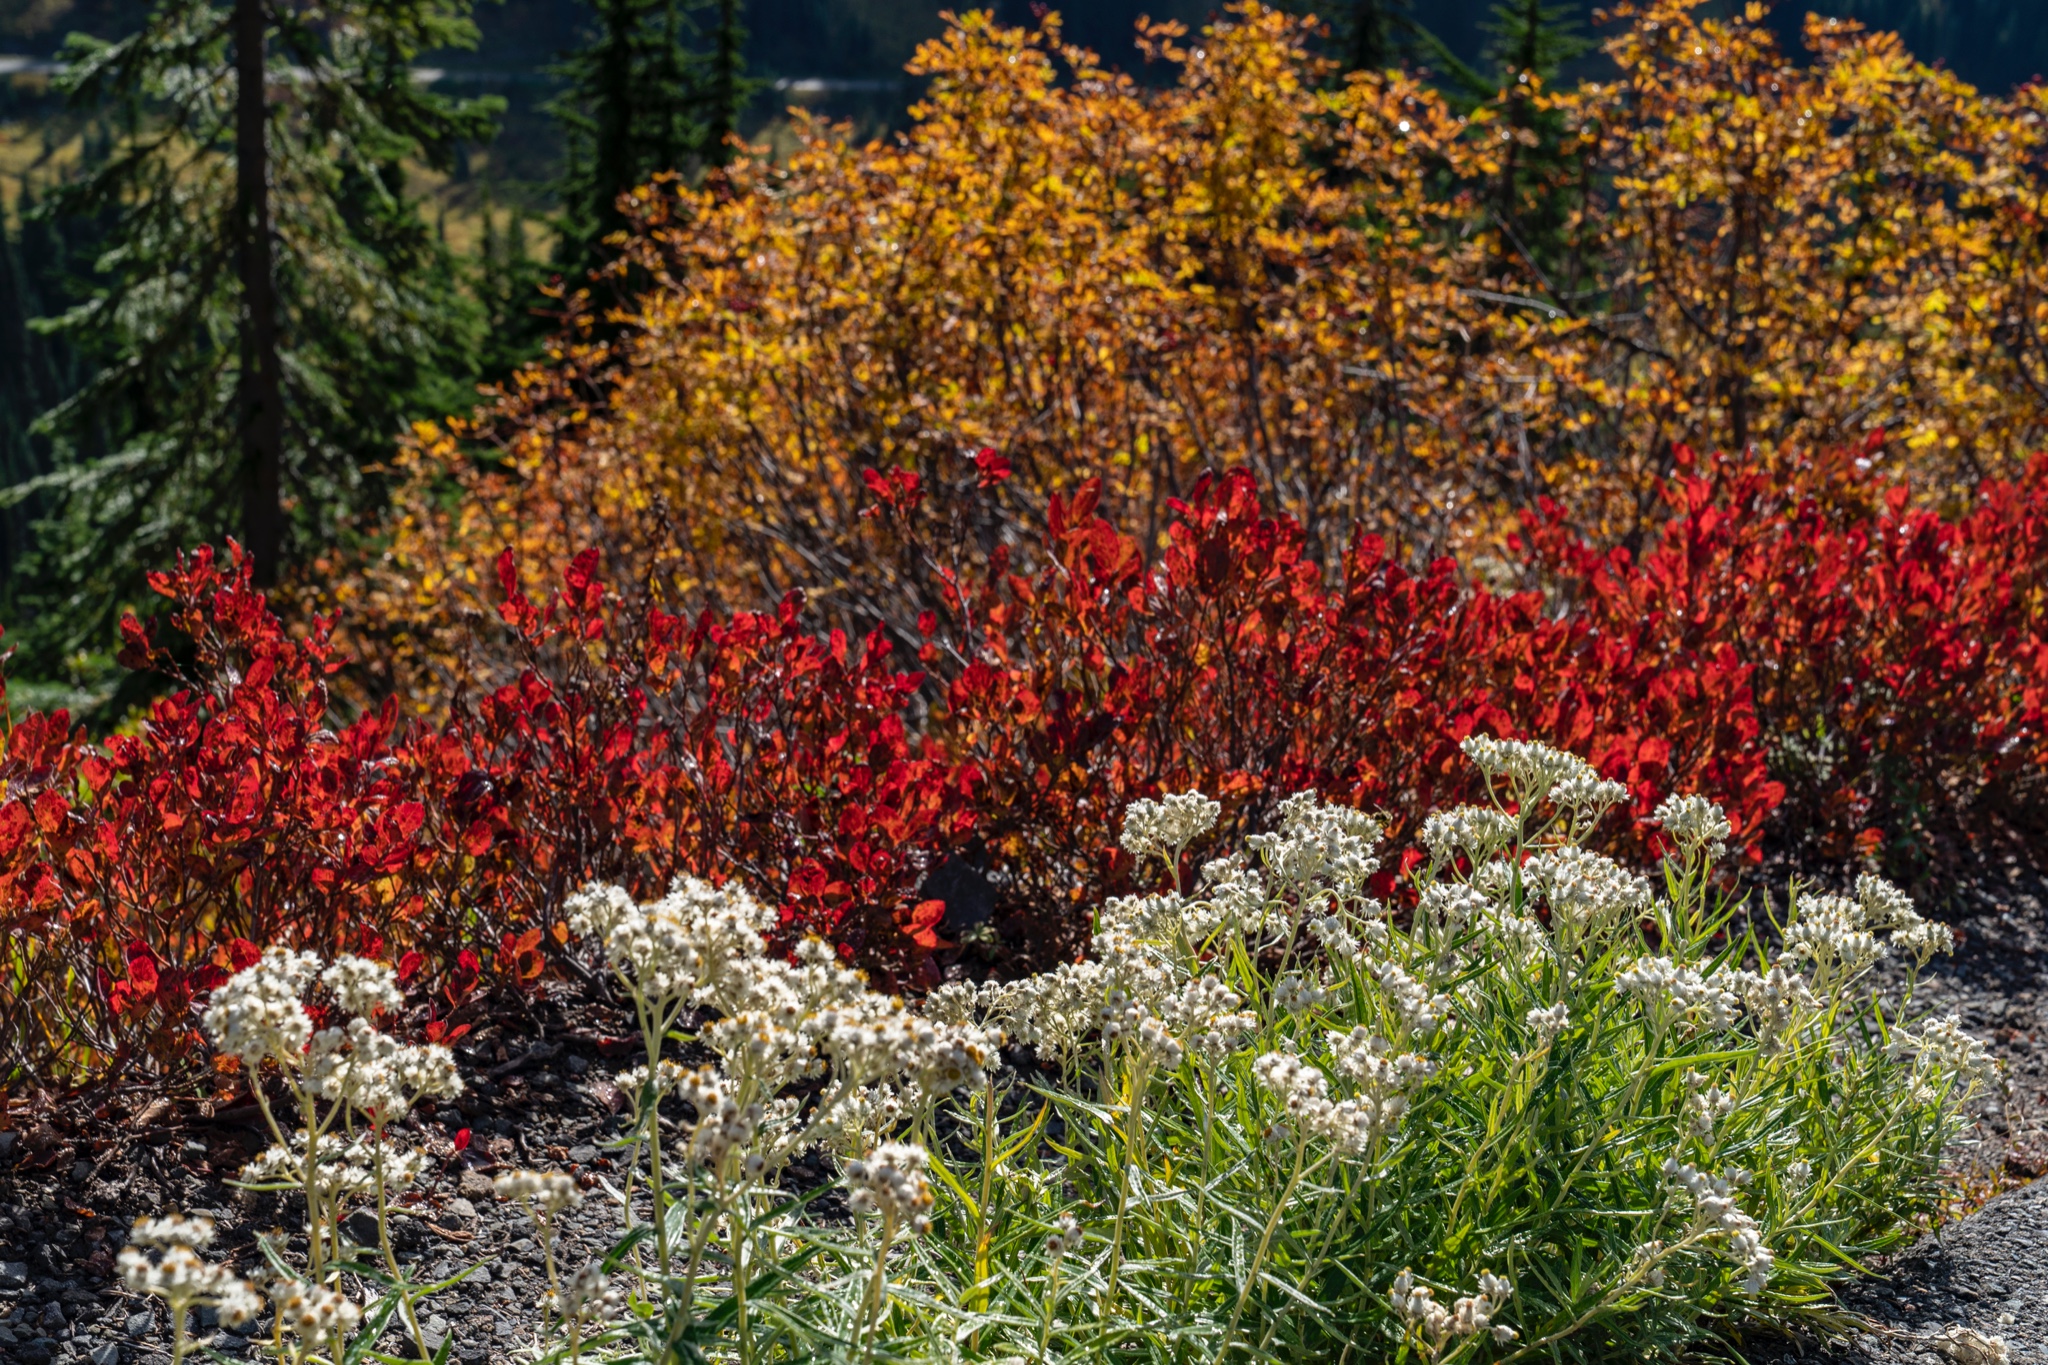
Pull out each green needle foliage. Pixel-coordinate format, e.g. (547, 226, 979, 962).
(4, 0, 500, 681)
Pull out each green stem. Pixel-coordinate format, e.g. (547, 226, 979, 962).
(1037, 1259, 1063, 1363)
(1100, 1052, 1149, 1325)
(1213, 1134, 1309, 1365)
(372, 1135, 431, 1357)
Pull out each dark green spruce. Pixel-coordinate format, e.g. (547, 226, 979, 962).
(5, 0, 500, 689)
(548, 0, 757, 275)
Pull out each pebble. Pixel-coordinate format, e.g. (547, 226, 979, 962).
(126, 1310, 152, 1338)
(87, 1342, 119, 1365)
(0, 1260, 25, 1288)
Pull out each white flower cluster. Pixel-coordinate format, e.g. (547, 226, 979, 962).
(1719, 963, 1818, 1051)
(117, 1214, 262, 1326)
(1420, 806, 1520, 867)
(274, 1280, 363, 1351)
(1164, 976, 1257, 1059)
(1244, 792, 1385, 896)
(1616, 957, 1740, 1033)
(558, 1262, 624, 1326)
(1662, 1159, 1773, 1293)
(1891, 1014, 2001, 1098)
(1525, 1002, 1571, 1042)
(1371, 961, 1454, 1039)
(1652, 794, 1733, 861)
(202, 947, 322, 1063)
(1329, 1027, 1433, 1139)
(1044, 1214, 1085, 1260)
(306, 1015, 462, 1124)
(845, 1142, 934, 1235)
(1781, 893, 1887, 980)
(240, 1130, 428, 1202)
(571, 878, 1000, 1168)
(1255, 1051, 1393, 1154)
(1523, 846, 1653, 941)
(1682, 1070, 1735, 1139)
(1388, 1268, 1517, 1346)
(1120, 791, 1221, 865)
(1780, 875, 1953, 986)
(321, 955, 404, 1017)
(204, 950, 461, 1130)
(494, 1169, 583, 1217)
(1461, 735, 1625, 813)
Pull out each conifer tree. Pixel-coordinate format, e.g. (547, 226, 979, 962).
(8, 0, 499, 675)
(1482, 0, 1592, 280)
(474, 181, 551, 377)
(1341, 0, 1411, 71)
(549, 0, 756, 274)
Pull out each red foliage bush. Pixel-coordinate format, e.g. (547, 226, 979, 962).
(907, 469, 1776, 949)
(1523, 438, 2048, 871)
(0, 545, 975, 1086)
(15, 443, 2048, 1087)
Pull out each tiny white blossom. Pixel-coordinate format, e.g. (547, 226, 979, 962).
(1120, 791, 1222, 866)
(1652, 794, 1732, 861)
(320, 955, 403, 1017)
(845, 1142, 934, 1235)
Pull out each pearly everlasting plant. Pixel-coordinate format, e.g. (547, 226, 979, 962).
(320, 739, 1991, 1365)
(198, 948, 461, 1362)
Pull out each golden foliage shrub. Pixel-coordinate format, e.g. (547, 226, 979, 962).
(333, 0, 2048, 701)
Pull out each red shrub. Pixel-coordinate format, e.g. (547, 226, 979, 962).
(29, 444, 2047, 1087)
(0, 545, 973, 1085)
(907, 469, 1776, 961)
(1522, 439, 2048, 872)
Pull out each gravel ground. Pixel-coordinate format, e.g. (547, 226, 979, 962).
(5, 866, 2048, 1365)
(0, 985, 662, 1364)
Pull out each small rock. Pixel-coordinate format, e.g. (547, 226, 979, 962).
(457, 1169, 494, 1201)
(125, 1311, 152, 1338)
(343, 1209, 381, 1246)
(469, 1265, 492, 1286)
(181, 1140, 208, 1162)
(68, 1159, 94, 1185)
(509, 1238, 537, 1258)
(88, 1342, 120, 1365)
(37, 1301, 66, 1330)
(568, 1145, 597, 1165)
(0, 1260, 26, 1288)
(0, 1131, 17, 1159)
(0, 1323, 15, 1344)
(446, 1197, 476, 1220)
(565, 1055, 589, 1075)
(18, 1339, 54, 1365)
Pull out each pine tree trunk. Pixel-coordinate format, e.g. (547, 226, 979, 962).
(234, 0, 285, 585)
